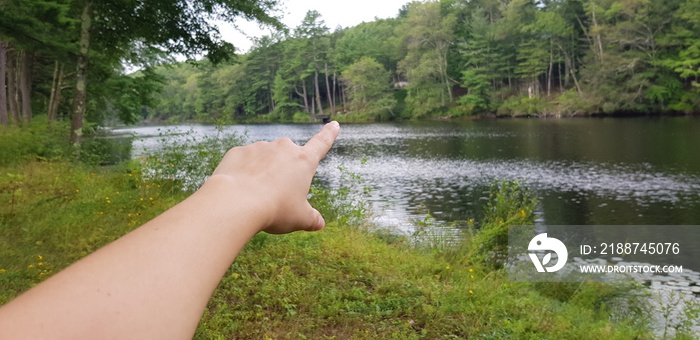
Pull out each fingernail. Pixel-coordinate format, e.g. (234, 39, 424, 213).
(328, 121, 339, 128)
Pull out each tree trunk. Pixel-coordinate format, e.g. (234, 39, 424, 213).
(6, 49, 20, 123)
(332, 71, 337, 112)
(19, 50, 34, 123)
(558, 43, 581, 94)
(324, 63, 334, 115)
(558, 60, 564, 91)
(0, 40, 7, 125)
(48, 61, 66, 121)
(310, 93, 315, 115)
(341, 86, 347, 111)
(71, 0, 92, 146)
(48, 60, 59, 121)
(441, 52, 452, 103)
(547, 39, 553, 97)
(300, 80, 309, 113)
(314, 68, 323, 116)
(591, 7, 604, 62)
(565, 53, 582, 94)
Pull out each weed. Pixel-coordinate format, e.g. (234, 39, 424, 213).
(139, 128, 246, 192)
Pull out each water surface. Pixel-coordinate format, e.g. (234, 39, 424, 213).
(115, 118, 700, 230)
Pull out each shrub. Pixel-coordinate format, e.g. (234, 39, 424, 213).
(497, 95, 552, 117)
(80, 136, 133, 166)
(0, 117, 71, 164)
(140, 127, 246, 191)
(465, 180, 537, 268)
(292, 112, 312, 123)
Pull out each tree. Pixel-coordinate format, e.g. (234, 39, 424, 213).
(659, 0, 700, 112)
(68, 0, 282, 144)
(398, 1, 457, 117)
(0, 0, 76, 124)
(341, 57, 396, 116)
(294, 10, 330, 116)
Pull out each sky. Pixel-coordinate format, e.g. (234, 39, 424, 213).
(216, 0, 410, 53)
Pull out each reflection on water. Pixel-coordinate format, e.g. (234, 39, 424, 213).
(114, 117, 700, 230)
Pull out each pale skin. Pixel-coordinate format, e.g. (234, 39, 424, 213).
(0, 121, 341, 339)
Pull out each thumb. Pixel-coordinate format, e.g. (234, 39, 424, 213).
(302, 202, 325, 232)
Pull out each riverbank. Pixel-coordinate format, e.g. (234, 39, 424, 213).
(0, 160, 653, 339)
(0, 123, 693, 338)
(138, 109, 700, 125)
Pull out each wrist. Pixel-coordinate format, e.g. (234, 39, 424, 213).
(199, 175, 272, 233)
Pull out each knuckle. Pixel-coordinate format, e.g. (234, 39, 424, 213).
(276, 137, 294, 146)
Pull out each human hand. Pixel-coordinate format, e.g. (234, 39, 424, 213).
(209, 121, 340, 234)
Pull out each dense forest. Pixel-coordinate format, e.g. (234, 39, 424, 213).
(2, 0, 700, 128)
(0, 0, 281, 141)
(148, 0, 700, 122)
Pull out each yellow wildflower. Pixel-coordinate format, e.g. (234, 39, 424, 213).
(36, 255, 43, 260)
(520, 209, 526, 217)
(469, 268, 474, 272)
(149, 197, 154, 201)
(0, 269, 6, 273)
(446, 266, 451, 270)
(469, 290, 474, 294)
(470, 275, 475, 279)
(28, 264, 34, 269)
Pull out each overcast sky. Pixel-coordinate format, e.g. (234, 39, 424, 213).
(217, 0, 410, 53)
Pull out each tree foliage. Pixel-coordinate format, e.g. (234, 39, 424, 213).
(341, 57, 396, 116)
(0, 0, 282, 143)
(5, 0, 700, 128)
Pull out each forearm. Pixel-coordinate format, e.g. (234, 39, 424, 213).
(0, 122, 340, 339)
(0, 175, 259, 339)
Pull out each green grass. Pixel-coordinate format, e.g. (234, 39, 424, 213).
(0, 124, 665, 339)
(0, 160, 657, 339)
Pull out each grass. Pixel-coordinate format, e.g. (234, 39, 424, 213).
(0, 123, 674, 339)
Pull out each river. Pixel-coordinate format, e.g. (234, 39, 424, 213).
(114, 117, 700, 229)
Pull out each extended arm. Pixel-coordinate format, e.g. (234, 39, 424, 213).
(0, 122, 340, 339)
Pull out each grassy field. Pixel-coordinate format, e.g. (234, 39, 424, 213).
(0, 121, 682, 339)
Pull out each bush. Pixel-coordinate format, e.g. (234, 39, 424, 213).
(464, 180, 537, 268)
(80, 136, 133, 166)
(292, 112, 312, 123)
(556, 89, 591, 116)
(140, 127, 246, 191)
(497, 96, 553, 117)
(0, 117, 72, 164)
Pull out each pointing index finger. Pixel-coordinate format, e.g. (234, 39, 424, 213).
(304, 121, 340, 162)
